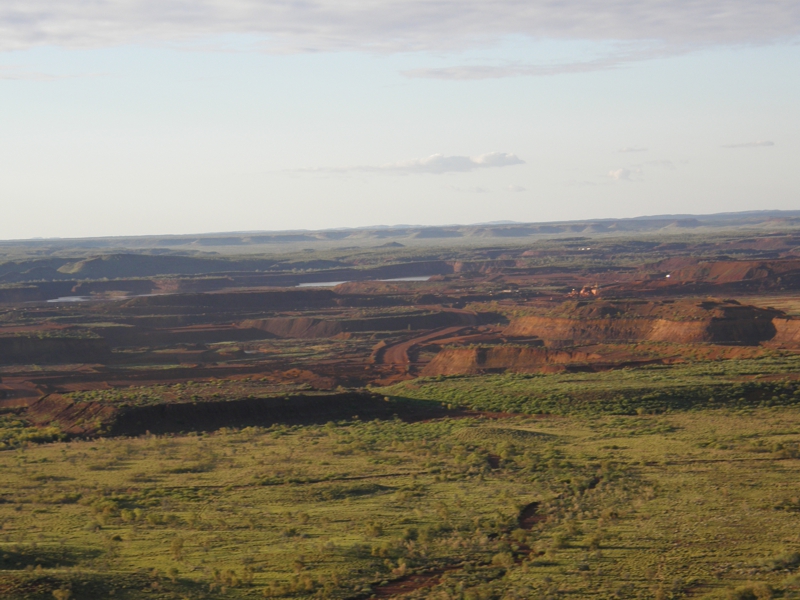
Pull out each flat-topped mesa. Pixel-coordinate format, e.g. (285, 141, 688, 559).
(502, 300, 783, 346)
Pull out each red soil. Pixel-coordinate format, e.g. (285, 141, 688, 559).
(375, 326, 471, 366)
(518, 502, 544, 529)
(369, 570, 448, 598)
(502, 300, 781, 345)
(770, 318, 800, 347)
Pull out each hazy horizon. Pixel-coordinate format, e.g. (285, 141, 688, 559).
(1, 208, 798, 245)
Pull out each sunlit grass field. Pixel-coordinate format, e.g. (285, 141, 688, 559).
(2, 402, 800, 599)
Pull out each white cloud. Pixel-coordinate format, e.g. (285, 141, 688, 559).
(723, 140, 775, 148)
(308, 152, 525, 175)
(609, 159, 676, 181)
(0, 1, 798, 54)
(609, 168, 632, 181)
(619, 146, 648, 153)
(506, 185, 526, 192)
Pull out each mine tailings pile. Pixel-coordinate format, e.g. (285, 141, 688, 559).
(25, 392, 449, 438)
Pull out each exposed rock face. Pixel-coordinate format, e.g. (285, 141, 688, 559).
(770, 318, 800, 348)
(421, 300, 797, 376)
(26, 393, 118, 436)
(502, 301, 780, 346)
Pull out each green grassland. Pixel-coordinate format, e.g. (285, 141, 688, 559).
(2, 400, 800, 599)
(382, 353, 800, 416)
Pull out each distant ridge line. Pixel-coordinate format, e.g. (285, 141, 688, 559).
(2, 209, 800, 245)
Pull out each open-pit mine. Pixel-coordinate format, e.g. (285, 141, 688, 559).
(3, 212, 800, 599)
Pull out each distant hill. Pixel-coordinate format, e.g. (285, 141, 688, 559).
(0, 210, 798, 285)
(2, 209, 798, 255)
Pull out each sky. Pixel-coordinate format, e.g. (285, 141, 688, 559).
(1, 1, 799, 239)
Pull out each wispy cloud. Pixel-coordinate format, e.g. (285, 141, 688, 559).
(401, 45, 677, 80)
(723, 140, 775, 148)
(619, 146, 648, 153)
(450, 185, 489, 193)
(0, 65, 69, 81)
(609, 159, 678, 181)
(403, 57, 628, 80)
(0, 1, 798, 54)
(305, 152, 525, 175)
(645, 160, 677, 170)
(506, 185, 526, 192)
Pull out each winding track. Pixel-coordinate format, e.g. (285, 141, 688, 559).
(376, 326, 470, 366)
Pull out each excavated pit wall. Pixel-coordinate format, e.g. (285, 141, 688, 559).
(503, 311, 779, 345)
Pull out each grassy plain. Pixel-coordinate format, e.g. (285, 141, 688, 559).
(383, 353, 800, 416)
(2, 399, 800, 599)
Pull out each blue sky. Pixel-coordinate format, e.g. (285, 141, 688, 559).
(1, 1, 799, 239)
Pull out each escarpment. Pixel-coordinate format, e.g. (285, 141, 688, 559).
(420, 300, 798, 376)
(502, 301, 781, 346)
